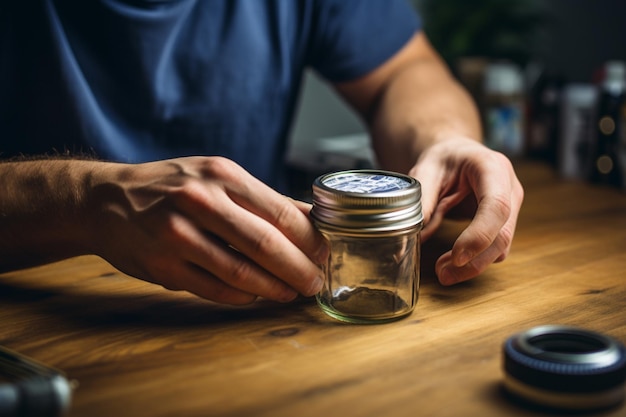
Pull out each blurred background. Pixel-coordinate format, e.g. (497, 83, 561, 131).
(286, 0, 626, 198)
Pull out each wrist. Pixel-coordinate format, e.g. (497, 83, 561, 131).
(0, 159, 106, 269)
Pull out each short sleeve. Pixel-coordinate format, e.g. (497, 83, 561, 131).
(307, 0, 421, 83)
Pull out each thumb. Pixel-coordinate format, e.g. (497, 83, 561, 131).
(409, 162, 445, 242)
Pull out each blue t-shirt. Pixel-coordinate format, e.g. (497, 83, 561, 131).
(0, 0, 420, 190)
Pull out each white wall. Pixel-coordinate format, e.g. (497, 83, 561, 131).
(288, 71, 366, 155)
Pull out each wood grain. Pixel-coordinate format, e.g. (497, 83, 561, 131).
(1, 161, 625, 417)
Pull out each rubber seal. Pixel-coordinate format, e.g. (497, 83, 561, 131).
(503, 325, 626, 411)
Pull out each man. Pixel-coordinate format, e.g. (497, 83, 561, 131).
(0, 0, 523, 305)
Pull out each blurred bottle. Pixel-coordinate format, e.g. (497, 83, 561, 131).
(558, 84, 597, 180)
(526, 68, 565, 165)
(589, 61, 626, 189)
(483, 62, 525, 157)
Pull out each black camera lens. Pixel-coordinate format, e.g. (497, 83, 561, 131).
(503, 325, 626, 411)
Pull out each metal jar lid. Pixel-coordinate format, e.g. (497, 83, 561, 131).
(311, 170, 423, 234)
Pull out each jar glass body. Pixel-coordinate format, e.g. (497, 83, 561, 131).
(316, 227, 420, 324)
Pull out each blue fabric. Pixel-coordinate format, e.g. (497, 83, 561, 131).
(0, 0, 420, 190)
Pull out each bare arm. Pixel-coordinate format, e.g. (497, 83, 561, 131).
(0, 157, 326, 304)
(332, 31, 524, 285)
(0, 159, 94, 271)
(334, 32, 482, 171)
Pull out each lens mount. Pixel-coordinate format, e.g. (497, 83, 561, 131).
(503, 325, 626, 411)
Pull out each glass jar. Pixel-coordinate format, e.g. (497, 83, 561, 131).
(311, 170, 423, 324)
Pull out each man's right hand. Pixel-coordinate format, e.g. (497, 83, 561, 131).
(0, 156, 327, 305)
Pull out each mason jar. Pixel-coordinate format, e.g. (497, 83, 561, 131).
(311, 170, 423, 324)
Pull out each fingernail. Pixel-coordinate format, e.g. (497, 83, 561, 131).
(439, 264, 457, 286)
(308, 274, 325, 296)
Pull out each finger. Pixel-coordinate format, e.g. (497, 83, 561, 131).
(123, 209, 260, 304)
(174, 180, 324, 297)
(410, 156, 474, 242)
(409, 157, 447, 241)
(189, 157, 327, 264)
(449, 154, 517, 268)
(156, 211, 301, 303)
(289, 198, 312, 214)
(168, 262, 259, 305)
(436, 220, 513, 285)
(232, 183, 328, 265)
(190, 232, 300, 303)
(205, 200, 324, 297)
(290, 198, 332, 262)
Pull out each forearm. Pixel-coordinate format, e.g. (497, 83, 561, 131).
(0, 159, 96, 271)
(369, 58, 483, 173)
(334, 32, 522, 286)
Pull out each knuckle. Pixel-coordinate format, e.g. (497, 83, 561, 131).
(493, 152, 525, 207)
(154, 212, 189, 244)
(493, 226, 514, 263)
(490, 193, 512, 218)
(273, 199, 299, 231)
(168, 177, 224, 219)
(228, 256, 256, 287)
(514, 181, 525, 203)
(491, 149, 514, 169)
(472, 228, 495, 251)
(170, 177, 206, 205)
(497, 225, 515, 250)
(201, 156, 241, 182)
(252, 227, 282, 259)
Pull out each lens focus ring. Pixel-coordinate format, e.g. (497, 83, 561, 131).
(503, 325, 626, 410)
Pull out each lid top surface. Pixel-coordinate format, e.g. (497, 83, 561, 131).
(321, 172, 412, 194)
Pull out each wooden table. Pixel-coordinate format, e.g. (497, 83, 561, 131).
(1, 162, 625, 417)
